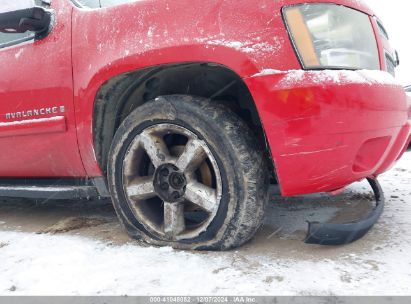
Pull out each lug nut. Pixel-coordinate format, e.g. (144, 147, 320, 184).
(160, 183, 169, 190)
(171, 191, 181, 200)
(160, 168, 169, 177)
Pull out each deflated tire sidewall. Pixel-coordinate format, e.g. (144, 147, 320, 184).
(108, 97, 246, 250)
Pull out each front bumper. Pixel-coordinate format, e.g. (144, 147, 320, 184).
(245, 70, 411, 196)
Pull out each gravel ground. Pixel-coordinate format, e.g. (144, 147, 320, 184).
(0, 151, 410, 296)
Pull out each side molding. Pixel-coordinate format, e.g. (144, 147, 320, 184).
(0, 116, 66, 138)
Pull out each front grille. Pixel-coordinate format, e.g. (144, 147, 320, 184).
(385, 54, 396, 77)
(377, 20, 389, 40)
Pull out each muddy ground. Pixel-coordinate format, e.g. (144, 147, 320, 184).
(0, 152, 410, 295)
(0, 179, 394, 259)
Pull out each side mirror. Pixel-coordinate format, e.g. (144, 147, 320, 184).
(0, 0, 52, 34)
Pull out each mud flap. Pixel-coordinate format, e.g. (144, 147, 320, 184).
(305, 178, 384, 245)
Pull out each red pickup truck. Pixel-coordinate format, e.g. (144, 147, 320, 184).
(0, 0, 410, 250)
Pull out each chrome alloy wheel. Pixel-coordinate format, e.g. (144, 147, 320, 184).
(122, 124, 223, 241)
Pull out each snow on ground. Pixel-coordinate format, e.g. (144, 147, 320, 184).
(0, 152, 410, 296)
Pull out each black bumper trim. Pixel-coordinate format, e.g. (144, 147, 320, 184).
(304, 178, 384, 245)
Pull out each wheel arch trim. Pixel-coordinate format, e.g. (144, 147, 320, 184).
(89, 61, 277, 182)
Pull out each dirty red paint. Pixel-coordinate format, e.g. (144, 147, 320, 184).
(0, 0, 409, 196)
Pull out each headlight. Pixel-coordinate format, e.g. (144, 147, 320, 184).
(283, 4, 380, 70)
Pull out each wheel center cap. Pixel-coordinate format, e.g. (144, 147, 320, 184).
(153, 164, 187, 203)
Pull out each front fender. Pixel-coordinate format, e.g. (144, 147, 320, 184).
(71, 0, 296, 176)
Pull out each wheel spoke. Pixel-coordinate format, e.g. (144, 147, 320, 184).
(184, 182, 219, 213)
(126, 176, 155, 200)
(140, 131, 170, 168)
(164, 202, 185, 238)
(175, 139, 206, 172)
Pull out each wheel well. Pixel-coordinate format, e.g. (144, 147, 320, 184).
(93, 62, 272, 175)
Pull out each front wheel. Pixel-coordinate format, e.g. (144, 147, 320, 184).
(107, 95, 269, 250)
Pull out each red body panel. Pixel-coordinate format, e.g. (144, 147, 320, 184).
(245, 71, 410, 195)
(0, 0, 409, 196)
(0, 0, 85, 177)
